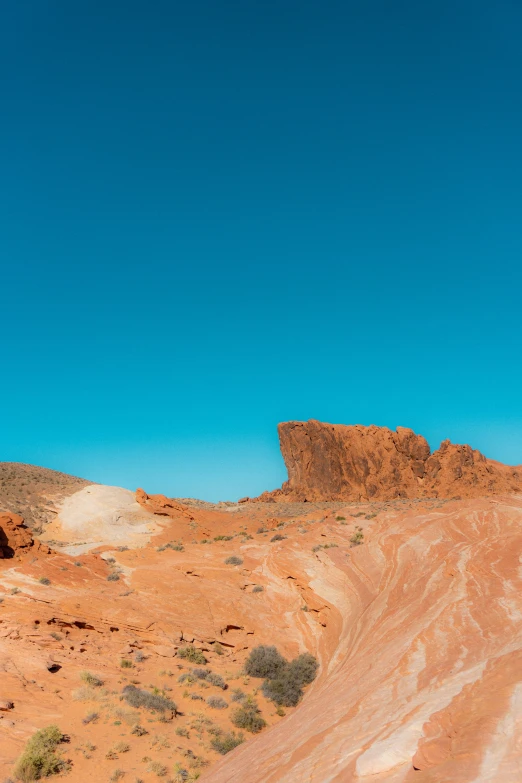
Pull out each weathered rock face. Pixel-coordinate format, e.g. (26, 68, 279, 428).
(0, 512, 36, 557)
(257, 420, 522, 501)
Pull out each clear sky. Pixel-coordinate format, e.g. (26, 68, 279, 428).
(1, 1, 521, 500)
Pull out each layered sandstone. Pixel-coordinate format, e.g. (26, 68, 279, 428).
(257, 420, 522, 501)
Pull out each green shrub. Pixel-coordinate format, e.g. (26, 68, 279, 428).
(246, 646, 319, 708)
(244, 645, 286, 679)
(214, 535, 233, 541)
(120, 658, 133, 668)
(231, 702, 266, 733)
(177, 645, 207, 664)
(287, 653, 319, 685)
(14, 725, 64, 781)
(122, 685, 176, 713)
(210, 731, 244, 755)
(224, 556, 243, 566)
(80, 670, 104, 687)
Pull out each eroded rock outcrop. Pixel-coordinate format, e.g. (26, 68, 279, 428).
(0, 512, 36, 558)
(136, 488, 195, 520)
(257, 420, 522, 501)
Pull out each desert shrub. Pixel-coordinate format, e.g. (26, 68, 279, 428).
(120, 659, 133, 668)
(74, 561, 82, 566)
(175, 726, 189, 738)
(131, 724, 148, 736)
(261, 674, 302, 707)
(350, 528, 364, 547)
(191, 667, 209, 680)
(210, 731, 244, 755)
(287, 653, 319, 685)
(261, 652, 319, 707)
(336, 516, 346, 521)
(224, 556, 243, 566)
(117, 545, 129, 552)
(252, 585, 263, 593)
(49, 632, 62, 641)
(231, 702, 266, 733)
(165, 542, 184, 551)
(134, 650, 144, 663)
(114, 741, 130, 753)
(214, 535, 233, 541)
(108, 572, 120, 582)
(206, 696, 228, 709)
(38, 577, 51, 585)
(231, 688, 246, 703)
(190, 693, 203, 700)
(212, 642, 224, 655)
(80, 670, 104, 687)
(14, 725, 64, 782)
(256, 526, 267, 534)
(206, 672, 226, 689)
(122, 685, 176, 713)
(147, 761, 168, 777)
(244, 645, 286, 679)
(270, 534, 286, 542)
(177, 645, 207, 664)
(82, 711, 99, 724)
(106, 557, 116, 564)
(109, 770, 125, 782)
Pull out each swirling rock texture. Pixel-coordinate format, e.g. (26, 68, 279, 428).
(257, 420, 522, 501)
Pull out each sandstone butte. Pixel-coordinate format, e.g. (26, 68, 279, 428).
(0, 423, 520, 783)
(256, 420, 522, 502)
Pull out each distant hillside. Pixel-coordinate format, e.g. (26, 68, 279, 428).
(0, 462, 92, 531)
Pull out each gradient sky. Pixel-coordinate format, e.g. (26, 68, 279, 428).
(1, 1, 521, 500)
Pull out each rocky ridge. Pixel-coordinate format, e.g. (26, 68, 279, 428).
(257, 420, 522, 502)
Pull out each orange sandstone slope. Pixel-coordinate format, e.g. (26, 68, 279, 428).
(257, 420, 522, 501)
(204, 494, 522, 783)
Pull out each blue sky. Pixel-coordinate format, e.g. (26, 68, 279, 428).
(1, 1, 521, 500)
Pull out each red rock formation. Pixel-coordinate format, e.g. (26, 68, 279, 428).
(257, 420, 521, 501)
(135, 488, 195, 520)
(0, 512, 36, 558)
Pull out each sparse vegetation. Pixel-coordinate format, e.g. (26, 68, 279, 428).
(110, 771, 125, 782)
(244, 645, 287, 679)
(206, 696, 228, 709)
(14, 725, 65, 782)
(245, 646, 318, 707)
(252, 585, 264, 593)
(270, 534, 286, 542)
(38, 576, 51, 586)
(350, 527, 364, 547)
(122, 685, 176, 713)
(108, 572, 120, 582)
(210, 731, 244, 755)
(81, 670, 104, 687)
(120, 658, 133, 668)
(231, 701, 266, 733)
(224, 556, 243, 566)
(131, 725, 148, 736)
(147, 761, 168, 777)
(177, 645, 207, 664)
(82, 711, 99, 724)
(214, 535, 233, 542)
